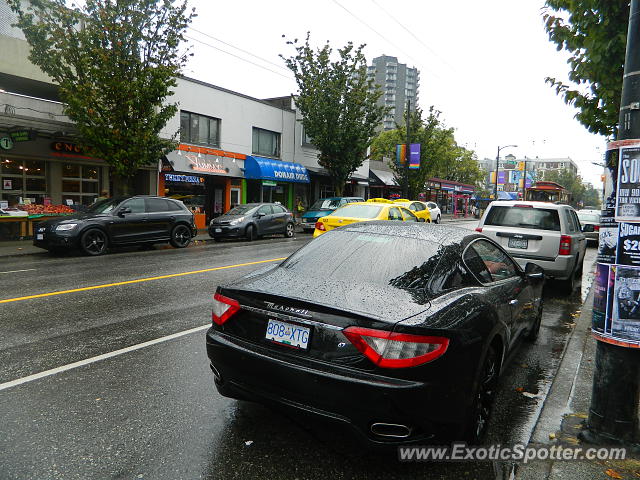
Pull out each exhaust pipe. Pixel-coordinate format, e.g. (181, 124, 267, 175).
(370, 422, 412, 438)
(209, 363, 222, 383)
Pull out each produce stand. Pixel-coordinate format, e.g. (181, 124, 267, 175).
(0, 210, 75, 241)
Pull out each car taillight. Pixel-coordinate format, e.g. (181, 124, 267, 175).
(212, 292, 240, 325)
(594, 225, 600, 232)
(342, 326, 449, 368)
(475, 227, 483, 232)
(315, 221, 326, 231)
(559, 235, 572, 255)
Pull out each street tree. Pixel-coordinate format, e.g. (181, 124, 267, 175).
(370, 107, 484, 198)
(543, 0, 629, 138)
(281, 33, 386, 195)
(9, 0, 195, 194)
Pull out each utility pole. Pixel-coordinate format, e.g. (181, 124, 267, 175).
(494, 145, 517, 199)
(522, 158, 528, 199)
(403, 99, 410, 199)
(582, 0, 640, 446)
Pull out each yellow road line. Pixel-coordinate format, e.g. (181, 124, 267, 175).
(0, 257, 286, 304)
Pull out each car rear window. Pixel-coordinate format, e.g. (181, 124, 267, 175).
(577, 213, 600, 222)
(280, 230, 440, 290)
(485, 205, 561, 231)
(329, 204, 381, 219)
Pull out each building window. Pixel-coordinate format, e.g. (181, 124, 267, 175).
(252, 127, 281, 158)
(180, 111, 220, 147)
(61, 164, 100, 206)
(1, 158, 47, 206)
(300, 125, 315, 146)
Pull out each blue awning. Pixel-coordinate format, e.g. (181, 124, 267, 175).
(244, 156, 310, 183)
(497, 191, 519, 200)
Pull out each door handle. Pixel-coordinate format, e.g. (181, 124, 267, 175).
(509, 299, 519, 305)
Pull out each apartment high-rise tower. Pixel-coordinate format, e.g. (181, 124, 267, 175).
(367, 55, 420, 130)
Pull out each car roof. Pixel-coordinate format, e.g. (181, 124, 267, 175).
(338, 221, 470, 246)
(488, 200, 572, 210)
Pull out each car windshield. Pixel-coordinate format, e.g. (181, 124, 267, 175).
(85, 197, 123, 214)
(485, 205, 561, 231)
(309, 198, 342, 210)
(226, 205, 258, 215)
(578, 213, 600, 222)
(329, 204, 381, 219)
(280, 230, 441, 291)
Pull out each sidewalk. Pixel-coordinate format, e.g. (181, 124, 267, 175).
(516, 281, 640, 478)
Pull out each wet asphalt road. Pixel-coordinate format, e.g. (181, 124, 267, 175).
(0, 222, 597, 480)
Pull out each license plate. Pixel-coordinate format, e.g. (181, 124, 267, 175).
(265, 319, 310, 349)
(508, 237, 528, 249)
(36, 234, 43, 240)
(214, 228, 222, 233)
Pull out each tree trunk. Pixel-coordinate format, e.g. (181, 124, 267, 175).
(334, 180, 345, 197)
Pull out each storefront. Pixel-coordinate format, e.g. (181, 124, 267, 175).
(435, 179, 475, 216)
(162, 144, 245, 229)
(369, 169, 400, 199)
(244, 156, 310, 211)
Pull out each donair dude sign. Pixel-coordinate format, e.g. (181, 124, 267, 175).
(616, 146, 640, 222)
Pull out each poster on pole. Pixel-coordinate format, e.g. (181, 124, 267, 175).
(598, 206, 619, 264)
(609, 265, 640, 345)
(617, 222, 640, 266)
(615, 146, 640, 222)
(592, 263, 610, 334)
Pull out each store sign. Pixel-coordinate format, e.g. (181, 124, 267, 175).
(263, 180, 277, 187)
(164, 173, 203, 184)
(3, 179, 12, 190)
(51, 141, 85, 155)
(10, 130, 33, 142)
(186, 154, 228, 174)
(0, 136, 13, 150)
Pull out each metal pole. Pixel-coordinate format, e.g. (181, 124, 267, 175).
(581, 0, 640, 446)
(494, 146, 500, 200)
(522, 158, 527, 199)
(404, 99, 410, 199)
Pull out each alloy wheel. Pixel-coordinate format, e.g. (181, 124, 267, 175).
(81, 229, 107, 256)
(171, 225, 191, 248)
(285, 223, 294, 238)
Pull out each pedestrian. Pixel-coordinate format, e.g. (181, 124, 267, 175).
(295, 196, 305, 224)
(95, 190, 109, 203)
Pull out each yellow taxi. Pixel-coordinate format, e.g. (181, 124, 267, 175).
(313, 201, 421, 237)
(393, 199, 432, 223)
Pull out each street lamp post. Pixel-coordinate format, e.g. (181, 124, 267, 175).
(494, 145, 517, 199)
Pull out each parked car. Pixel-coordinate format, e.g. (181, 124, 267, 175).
(476, 201, 586, 291)
(206, 222, 544, 445)
(425, 201, 442, 223)
(576, 210, 601, 244)
(393, 199, 432, 222)
(209, 203, 294, 241)
(300, 197, 364, 232)
(313, 201, 420, 237)
(33, 196, 196, 256)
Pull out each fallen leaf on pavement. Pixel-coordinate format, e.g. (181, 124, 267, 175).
(549, 433, 556, 440)
(515, 387, 524, 392)
(605, 469, 622, 479)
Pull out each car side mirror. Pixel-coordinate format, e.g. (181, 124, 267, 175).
(256, 212, 266, 218)
(524, 262, 545, 280)
(117, 207, 132, 217)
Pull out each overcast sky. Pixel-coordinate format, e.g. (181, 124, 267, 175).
(183, 0, 608, 186)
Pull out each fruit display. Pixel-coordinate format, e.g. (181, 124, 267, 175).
(16, 204, 75, 215)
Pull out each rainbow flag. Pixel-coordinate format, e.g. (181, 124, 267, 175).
(396, 144, 406, 166)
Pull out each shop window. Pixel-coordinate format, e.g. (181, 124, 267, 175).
(252, 127, 280, 158)
(62, 164, 101, 206)
(319, 185, 336, 199)
(180, 111, 220, 147)
(1, 158, 47, 206)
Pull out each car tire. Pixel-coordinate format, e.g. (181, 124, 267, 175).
(464, 345, 499, 443)
(80, 228, 108, 256)
(284, 222, 295, 238)
(561, 260, 582, 294)
(436, 214, 441, 224)
(170, 224, 192, 248)
(525, 299, 543, 342)
(245, 224, 257, 241)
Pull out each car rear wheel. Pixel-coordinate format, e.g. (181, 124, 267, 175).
(245, 224, 257, 241)
(465, 345, 499, 443)
(284, 222, 295, 238)
(80, 228, 108, 256)
(561, 260, 582, 294)
(170, 224, 191, 248)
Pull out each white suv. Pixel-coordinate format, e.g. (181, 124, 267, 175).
(476, 201, 586, 291)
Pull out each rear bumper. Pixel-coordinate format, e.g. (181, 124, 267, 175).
(511, 254, 575, 280)
(205, 328, 471, 445)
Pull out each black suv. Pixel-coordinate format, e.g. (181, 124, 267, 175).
(33, 196, 197, 255)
